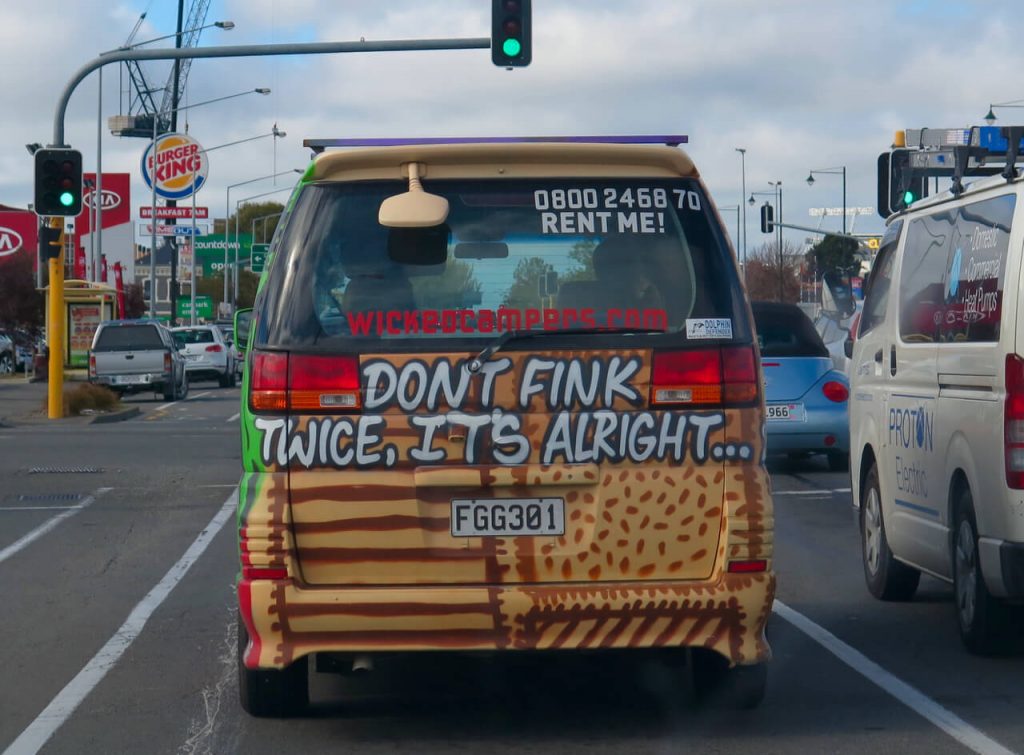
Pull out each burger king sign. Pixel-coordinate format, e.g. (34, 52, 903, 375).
(141, 133, 209, 201)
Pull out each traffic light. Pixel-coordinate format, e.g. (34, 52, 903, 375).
(492, 0, 531, 67)
(877, 149, 928, 217)
(33, 148, 83, 217)
(759, 202, 774, 233)
(37, 217, 63, 261)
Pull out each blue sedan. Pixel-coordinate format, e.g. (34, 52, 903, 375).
(752, 301, 850, 471)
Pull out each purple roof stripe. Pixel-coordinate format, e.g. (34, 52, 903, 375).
(304, 135, 689, 148)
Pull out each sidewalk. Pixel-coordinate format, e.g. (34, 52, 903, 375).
(0, 375, 139, 426)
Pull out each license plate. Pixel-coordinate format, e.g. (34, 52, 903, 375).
(186, 354, 200, 362)
(767, 403, 803, 421)
(114, 375, 147, 385)
(450, 498, 565, 537)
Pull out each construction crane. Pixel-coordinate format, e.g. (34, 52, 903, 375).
(107, 0, 211, 139)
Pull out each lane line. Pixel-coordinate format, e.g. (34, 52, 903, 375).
(154, 390, 212, 413)
(0, 488, 111, 567)
(3, 489, 237, 755)
(773, 600, 1016, 755)
(226, 413, 240, 423)
(773, 487, 851, 496)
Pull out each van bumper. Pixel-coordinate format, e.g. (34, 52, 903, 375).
(239, 572, 775, 670)
(978, 538, 1024, 599)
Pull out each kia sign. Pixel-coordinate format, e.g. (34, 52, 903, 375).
(83, 189, 122, 211)
(0, 226, 24, 258)
(141, 133, 208, 201)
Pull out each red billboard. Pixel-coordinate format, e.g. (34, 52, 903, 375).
(77, 173, 131, 235)
(0, 209, 38, 267)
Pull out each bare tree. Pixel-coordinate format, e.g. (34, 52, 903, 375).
(742, 240, 803, 303)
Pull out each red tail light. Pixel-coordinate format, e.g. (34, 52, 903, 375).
(1005, 354, 1024, 488)
(242, 566, 289, 581)
(163, 352, 172, 372)
(88, 353, 96, 378)
(651, 346, 758, 406)
(727, 559, 768, 573)
(289, 354, 361, 411)
(249, 351, 361, 413)
(822, 380, 849, 403)
(205, 344, 223, 353)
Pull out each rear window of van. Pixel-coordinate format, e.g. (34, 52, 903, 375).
(93, 325, 164, 352)
(255, 178, 747, 349)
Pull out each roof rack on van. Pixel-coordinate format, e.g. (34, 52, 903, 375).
(302, 135, 689, 153)
(902, 126, 1024, 189)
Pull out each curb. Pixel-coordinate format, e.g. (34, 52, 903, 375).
(90, 407, 142, 425)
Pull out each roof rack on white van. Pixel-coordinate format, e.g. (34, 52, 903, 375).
(302, 135, 689, 153)
(900, 125, 1024, 194)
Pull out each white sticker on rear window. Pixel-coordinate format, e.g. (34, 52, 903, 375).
(686, 318, 732, 339)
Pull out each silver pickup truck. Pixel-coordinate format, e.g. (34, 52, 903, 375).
(88, 320, 188, 401)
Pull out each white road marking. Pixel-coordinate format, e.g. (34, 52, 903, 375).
(773, 487, 851, 496)
(226, 413, 240, 423)
(773, 599, 1016, 755)
(3, 489, 237, 755)
(155, 390, 212, 413)
(0, 488, 111, 566)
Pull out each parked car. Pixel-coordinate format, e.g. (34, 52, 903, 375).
(0, 332, 14, 375)
(89, 319, 188, 401)
(753, 301, 850, 470)
(171, 325, 236, 387)
(213, 322, 243, 377)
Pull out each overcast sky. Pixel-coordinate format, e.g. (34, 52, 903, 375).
(0, 0, 1018, 253)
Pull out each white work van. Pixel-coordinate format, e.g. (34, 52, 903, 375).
(850, 173, 1023, 654)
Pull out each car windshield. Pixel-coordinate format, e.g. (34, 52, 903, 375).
(92, 324, 163, 351)
(256, 178, 747, 349)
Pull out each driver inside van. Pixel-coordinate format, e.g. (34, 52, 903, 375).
(593, 235, 667, 313)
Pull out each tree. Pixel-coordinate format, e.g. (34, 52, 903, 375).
(563, 239, 597, 282)
(0, 253, 43, 335)
(743, 240, 803, 303)
(807, 235, 859, 281)
(123, 282, 146, 319)
(195, 270, 261, 312)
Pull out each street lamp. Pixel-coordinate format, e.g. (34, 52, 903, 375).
(982, 99, 1024, 125)
(224, 169, 303, 307)
(735, 148, 747, 270)
(146, 87, 271, 318)
(806, 166, 847, 235)
(183, 126, 287, 324)
(718, 204, 741, 265)
(96, 19, 234, 285)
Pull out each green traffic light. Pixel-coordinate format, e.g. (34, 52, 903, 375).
(502, 37, 522, 57)
(903, 190, 916, 205)
(59, 191, 75, 207)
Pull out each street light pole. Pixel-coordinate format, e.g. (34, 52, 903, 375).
(234, 185, 298, 302)
(806, 166, 847, 235)
(735, 147, 746, 270)
(769, 181, 783, 301)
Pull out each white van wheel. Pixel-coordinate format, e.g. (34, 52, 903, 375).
(861, 462, 920, 601)
(953, 492, 1013, 655)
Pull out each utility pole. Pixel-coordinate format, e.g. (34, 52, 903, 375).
(167, 0, 186, 326)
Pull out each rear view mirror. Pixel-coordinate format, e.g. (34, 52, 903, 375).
(844, 338, 854, 359)
(234, 308, 253, 355)
(388, 226, 449, 266)
(378, 162, 449, 228)
(455, 242, 508, 259)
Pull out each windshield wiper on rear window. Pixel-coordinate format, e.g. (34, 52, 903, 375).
(467, 327, 665, 374)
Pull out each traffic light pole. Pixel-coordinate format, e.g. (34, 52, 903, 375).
(47, 218, 65, 419)
(50, 37, 490, 147)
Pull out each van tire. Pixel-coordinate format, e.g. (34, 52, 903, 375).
(691, 649, 766, 709)
(162, 381, 175, 402)
(237, 615, 308, 717)
(827, 451, 849, 472)
(953, 491, 1013, 655)
(861, 463, 920, 601)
